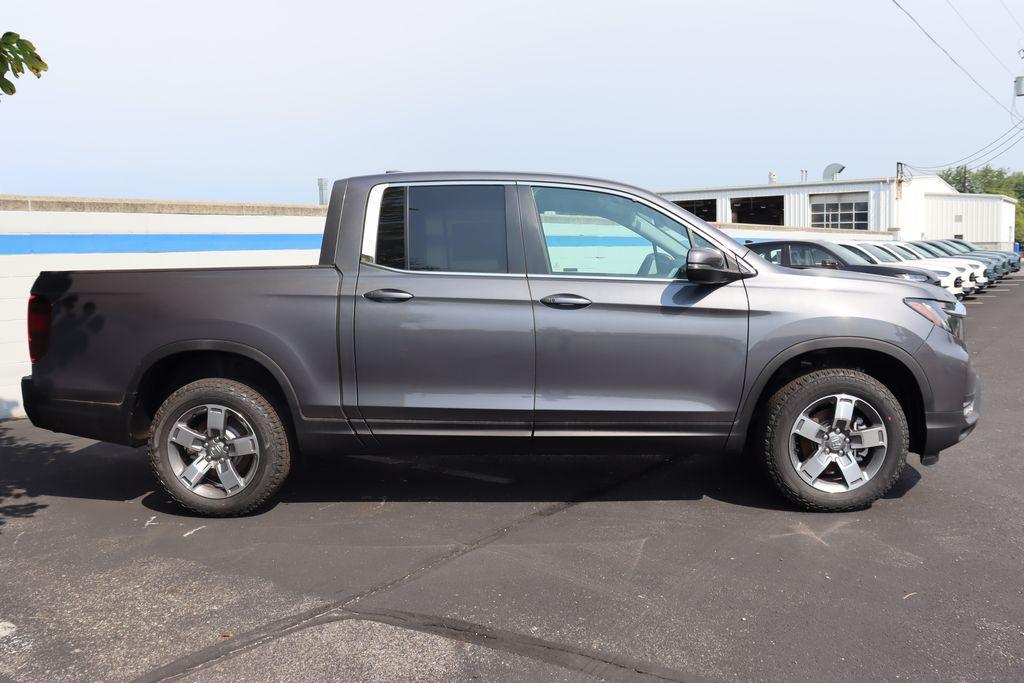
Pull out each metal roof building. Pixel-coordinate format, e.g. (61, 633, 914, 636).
(659, 174, 1016, 250)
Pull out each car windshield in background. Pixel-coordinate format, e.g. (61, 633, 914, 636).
(891, 245, 923, 260)
(942, 241, 969, 253)
(861, 244, 900, 262)
(914, 242, 948, 257)
(833, 244, 870, 265)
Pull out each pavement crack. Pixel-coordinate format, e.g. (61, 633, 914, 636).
(342, 607, 699, 682)
(134, 455, 678, 682)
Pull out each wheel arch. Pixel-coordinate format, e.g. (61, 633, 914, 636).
(127, 340, 301, 443)
(728, 337, 932, 456)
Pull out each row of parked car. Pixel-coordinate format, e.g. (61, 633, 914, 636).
(746, 237, 1021, 299)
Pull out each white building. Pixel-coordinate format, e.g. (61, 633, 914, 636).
(660, 174, 1016, 250)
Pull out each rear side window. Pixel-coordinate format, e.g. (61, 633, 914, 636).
(789, 245, 834, 266)
(374, 185, 508, 273)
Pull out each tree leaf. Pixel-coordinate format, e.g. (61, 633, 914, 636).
(0, 76, 16, 96)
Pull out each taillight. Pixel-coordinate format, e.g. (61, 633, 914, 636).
(28, 295, 51, 363)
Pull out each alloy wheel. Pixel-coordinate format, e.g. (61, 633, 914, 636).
(166, 404, 261, 499)
(788, 393, 888, 493)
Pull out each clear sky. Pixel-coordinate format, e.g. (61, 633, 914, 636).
(5, 0, 1024, 203)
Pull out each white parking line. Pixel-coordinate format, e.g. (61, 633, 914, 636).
(965, 301, 984, 305)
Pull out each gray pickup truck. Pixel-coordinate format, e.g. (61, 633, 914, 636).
(22, 172, 979, 516)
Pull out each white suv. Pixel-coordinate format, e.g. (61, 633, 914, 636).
(839, 241, 966, 298)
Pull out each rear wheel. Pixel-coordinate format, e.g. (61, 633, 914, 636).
(762, 368, 908, 511)
(149, 378, 291, 516)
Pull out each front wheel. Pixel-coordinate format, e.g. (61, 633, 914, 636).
(149, 378, 291, 516)
(761, 368, 908, 512)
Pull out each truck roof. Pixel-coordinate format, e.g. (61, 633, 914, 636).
(337, 171, 655, 197)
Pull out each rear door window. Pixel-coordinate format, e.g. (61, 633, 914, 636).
(373, 185, 508, 273)
(789, 244, 835, 266)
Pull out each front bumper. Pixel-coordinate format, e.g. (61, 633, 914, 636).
(921, 368, 980, 459)
(21, 376, 138, 445)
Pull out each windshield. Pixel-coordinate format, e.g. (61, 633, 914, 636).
(898, 243, 929, 259)
(861, 243, 899, 262)
(839, 244, 875, 262)
(942, 241, 968, 253)
(891, 245, 922, 260)
(913, 242, 947, 257)
(832, 244, 869, 264)
(927, 241, 956, 255)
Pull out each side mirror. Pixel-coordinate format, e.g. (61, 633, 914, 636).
(820, 259, 840, 269)
(685, 247, 745, 284)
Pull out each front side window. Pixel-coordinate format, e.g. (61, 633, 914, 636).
(532, 187, 692, 278)
(373, 185, 508, 273)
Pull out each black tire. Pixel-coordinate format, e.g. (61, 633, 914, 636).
(149, 378, 291, 516)
(761, 368, 908, 512)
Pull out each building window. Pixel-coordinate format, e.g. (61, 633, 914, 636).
(673, 199, 716, 222)
(810, 193, 868, 230)
(730, 196, 784, 225)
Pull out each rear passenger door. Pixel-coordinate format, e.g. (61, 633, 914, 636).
(353, 183, 534, 446)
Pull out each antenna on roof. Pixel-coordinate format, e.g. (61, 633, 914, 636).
(385, 170, 403, 174)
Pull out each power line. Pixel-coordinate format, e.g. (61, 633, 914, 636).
(908, 122, 1024, 174)
(890, 0, 1013, 115)
(943, 0, 1014, 75)
(996, 0, 1024, 36)
(909, 120, 1024, 169)
(967, 124, 1024, 169)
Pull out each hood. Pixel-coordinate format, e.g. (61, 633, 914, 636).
(778, 264, 956, 302)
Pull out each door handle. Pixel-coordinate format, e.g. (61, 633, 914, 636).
(540, 293, 592, 309)
(364, 288, 414, 303)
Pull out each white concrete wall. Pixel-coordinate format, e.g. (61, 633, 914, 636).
(0, 199, 325, 417)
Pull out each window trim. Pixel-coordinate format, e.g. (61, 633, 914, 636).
(517, 180, 751, 280)
(359, 181, 525, 277)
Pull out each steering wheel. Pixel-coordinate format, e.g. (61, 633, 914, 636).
(637, 251, 680, 277)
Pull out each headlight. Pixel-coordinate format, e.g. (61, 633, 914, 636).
(905, 298, 965, 340)
(896, 273, 929, 282)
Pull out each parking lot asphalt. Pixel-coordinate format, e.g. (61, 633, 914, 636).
(2, 279, 1023, 682)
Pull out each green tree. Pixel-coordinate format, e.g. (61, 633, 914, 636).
(939, 165, 1024, 242)
(0, 32, 47, 98)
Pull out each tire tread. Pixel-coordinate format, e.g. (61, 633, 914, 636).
(762, 368, 908, 512)
(148, 378, 290, 517)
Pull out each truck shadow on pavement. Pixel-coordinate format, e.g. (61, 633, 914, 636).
(0, 421, 921, 524)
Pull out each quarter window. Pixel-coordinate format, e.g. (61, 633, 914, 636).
(532, 187, 692, 278)
(373, 185, 508, 273)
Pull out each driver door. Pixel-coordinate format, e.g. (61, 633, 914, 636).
(519, 184, 749, 451)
